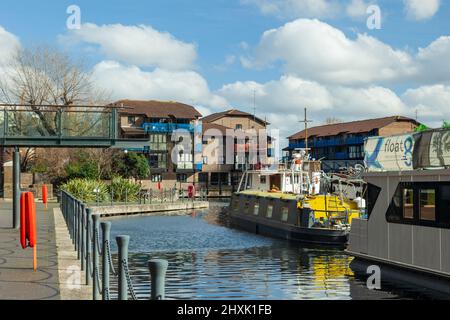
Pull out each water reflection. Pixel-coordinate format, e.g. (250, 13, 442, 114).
(107, 202, 445, 300)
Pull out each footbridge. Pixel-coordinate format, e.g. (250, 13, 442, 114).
(0, 104, 149, 229)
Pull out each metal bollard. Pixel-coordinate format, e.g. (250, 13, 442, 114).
(86, 208, 93, 286)
(81, 204, 86, 271)
(148, 259, 168, 300)
(92, 214, 101, 300)
(101, 221, 111, 300)
(116, 235, 130, 300)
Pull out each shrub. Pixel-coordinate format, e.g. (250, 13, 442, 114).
(65, 158, 100, 180)
(112, 152, 150, 179)
(109, 176, 141, 202)
(61, 179, 109, 203)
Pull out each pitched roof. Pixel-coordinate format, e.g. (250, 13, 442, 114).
(288, 116, 419, 140)
(113, 100, 202, 119)
(202, 122, 230, 135)
(201, 109, 269, 125)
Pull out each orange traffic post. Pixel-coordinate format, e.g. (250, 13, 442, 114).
(42, 185, 48, 210)
(20, 192, 38, 271)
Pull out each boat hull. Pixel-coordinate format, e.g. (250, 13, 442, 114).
(229, 212, 349, 246)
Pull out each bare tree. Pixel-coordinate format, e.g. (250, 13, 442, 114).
(325, 117, 343, 125)
(0, 45, 111, 177)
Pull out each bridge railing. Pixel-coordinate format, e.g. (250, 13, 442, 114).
(60, 190, 169, 300)
(0, 104, 155, 148)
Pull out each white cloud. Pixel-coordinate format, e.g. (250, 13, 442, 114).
(217, 75, 418, 139)
(241, 0, 339, 19)
(242, 18, 450, 86)
(402, 85, 450, 123)
(404, 0, 440, 21)
(62, 23, 197, 70)
(92, 60, 227, 109)
(243, 19, 414, 85)
(346, 0, 372, 19)
(0, 26, 20, 65)
(416, 36, 450, 83)
(218, 75, 333, 114)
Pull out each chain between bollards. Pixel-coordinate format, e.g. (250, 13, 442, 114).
(92, 214, 101, 300)
(101, 221, 112, 300)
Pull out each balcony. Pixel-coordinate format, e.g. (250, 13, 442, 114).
(142, 122, 194, 133)
(289, 135, 366, 149)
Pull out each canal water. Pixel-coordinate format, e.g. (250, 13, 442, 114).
(107, 202, 445, 300)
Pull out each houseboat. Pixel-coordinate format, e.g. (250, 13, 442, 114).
(347, 128, 450, 294)
(228, 151, 367, 245)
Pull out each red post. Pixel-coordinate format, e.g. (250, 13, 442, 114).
(42, 185, 48, 209)
(19, 192, 37, 271)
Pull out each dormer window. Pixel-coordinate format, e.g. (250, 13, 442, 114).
(128, 116, 136, 126)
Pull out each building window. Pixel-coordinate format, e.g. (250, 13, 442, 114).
(281, 207, 289, 222)
(177, 174, 187, 183)
(267, 205, 273, 218)
(128, 116, 136, 126)
(151, 174, 162, 182)
(254, 204, 259, 216)
(149, 134, 167, 151)
(420, 189, 436, 221)
(260, 176, 266, 184)
(235, 124, 242, 130)
(199, 173, 208, 183)
(149, 153, 167, 169)
(403, 188, 414, 219)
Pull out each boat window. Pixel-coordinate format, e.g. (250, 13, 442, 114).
(419, 189, 436, 221)
(254, 204, 259, 215)
(366, 183, 381, 217)
(403, 188, 414, 219)
(281, 207, 289, 222)
(244, 200, 250, 214)
(440, 186, 450, 224)
(232, 198, 240, 211)
(267, 205, 273, 218)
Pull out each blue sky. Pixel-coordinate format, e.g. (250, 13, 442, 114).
(0, 0, 449, 137)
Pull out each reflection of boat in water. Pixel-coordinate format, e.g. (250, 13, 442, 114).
(228, 150, 367, 246)
(347, 129, 450, 296)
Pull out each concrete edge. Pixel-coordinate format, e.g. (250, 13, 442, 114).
(53, 207, 92, 300)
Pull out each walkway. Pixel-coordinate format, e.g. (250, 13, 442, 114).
(0, 200, 90, 300)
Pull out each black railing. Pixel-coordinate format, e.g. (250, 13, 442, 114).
(60, 190, 169, 300)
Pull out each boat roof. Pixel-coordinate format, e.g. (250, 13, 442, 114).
(238, 190, 298, 200)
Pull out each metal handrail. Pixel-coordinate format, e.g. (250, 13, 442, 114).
(59, 190, 169, 300)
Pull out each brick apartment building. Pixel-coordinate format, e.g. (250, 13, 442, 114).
(285, 116, 419, 172)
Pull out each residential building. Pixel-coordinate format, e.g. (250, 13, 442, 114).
(117, 100, 202, 189)
(199, 109, 274, 195)
(285, 116, 419, 172)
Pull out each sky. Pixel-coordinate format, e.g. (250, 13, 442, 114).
(0, 0, 449, 141)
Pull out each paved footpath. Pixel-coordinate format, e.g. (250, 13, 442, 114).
(0, 200, 91, 300)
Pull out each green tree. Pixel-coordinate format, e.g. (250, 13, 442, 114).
(65, 151, 101, 180)
(112, 152, 150, 179)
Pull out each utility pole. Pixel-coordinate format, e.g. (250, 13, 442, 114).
(299, 108, 312, 156)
